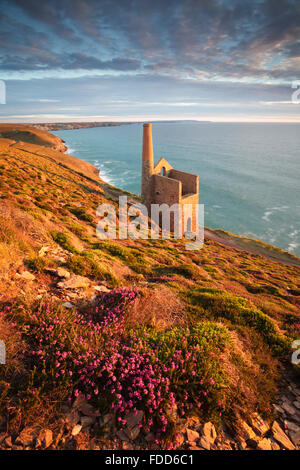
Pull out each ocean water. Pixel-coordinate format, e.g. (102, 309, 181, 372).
(54, 122, 300, 256)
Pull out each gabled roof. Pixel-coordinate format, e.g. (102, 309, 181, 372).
(153, 157, 173, 173)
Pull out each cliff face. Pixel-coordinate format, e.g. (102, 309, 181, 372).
(0, 127, 299, 451)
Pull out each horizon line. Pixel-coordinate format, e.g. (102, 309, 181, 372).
(1, 118, 300, 124)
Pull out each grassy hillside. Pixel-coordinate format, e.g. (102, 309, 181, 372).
(0, 124, 67, 152)
(0, 128, 299, 450)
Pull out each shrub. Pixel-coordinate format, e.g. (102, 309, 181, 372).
(128, 285, 186, 330)
(69, 207, 93, 223)
(93, 241, 132, 261)
(3, 291, 231, 442)
(50, 231, 78, 254)
(246, 284, 283, 296)
(67, 222, 87, 239)
(66, 253, 120, 286)
(189, 288, 290, 356)
(155, 263, 199, 281)
(25, 257, 47, 273)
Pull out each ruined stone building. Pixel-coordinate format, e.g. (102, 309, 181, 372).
(141, 123, 199, 234)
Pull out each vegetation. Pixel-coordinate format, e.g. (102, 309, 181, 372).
(0, 130, 299, 447)
(66, 252, 120, 285)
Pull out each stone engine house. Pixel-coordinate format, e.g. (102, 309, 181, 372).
(141, 123, 199, 234)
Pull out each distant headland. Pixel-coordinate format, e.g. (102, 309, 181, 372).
(29, 122, 134, 131)
(19, 120, 211, 132)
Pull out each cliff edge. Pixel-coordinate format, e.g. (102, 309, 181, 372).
(0, 127, 299, 451)
(0, 123, 67, 153)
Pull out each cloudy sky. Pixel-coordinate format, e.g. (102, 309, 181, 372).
(0, 0, 299, 122)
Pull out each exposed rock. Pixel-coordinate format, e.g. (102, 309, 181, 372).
(272, 421, 295, 450)
(270, 439, 281, 450)
(4, 436, 12, 448)
(257, 438, 272, 450)
(65, 292, 78, 299)
(125, 425, 140, 441)
(71, 424, 82, 436)
(57, 275, 90, 289)
(126, 410, 144, 430)
(293, 401, 300, 410)
(38, 246, 49, 257)
(102, 413, 112, 425)
(72, 394, 88, 410)
(62, 302, 74, 309)
(281, 402, 296, 416)
(78, 401, 98, 417)
(81, 416, 95, 428)
(18, 271, 35, 281)
(289, 431, 300, 446)
(57, 267, 71, 279)
(273, 404, 285, 415)
(65, 409, 80, 427)
(283, 420, 299, 433)
(247, 438, 258, 449)
(94, 285, 111, 293)
(249, 413, 269, 436)
(237, 439, 247, 450)
(189, 416, 201, 427)
(116, 430, 130, 442)
(199, 436, 211, 450)
(202, 422, 217, 443)
(238, 420, 257, 441)
(15, 427, 39, 446)
(120, 410, 144, 441)
(54, 256, 67, 264)
(38, 429, 53, 449)
(186, 428, 199, 443)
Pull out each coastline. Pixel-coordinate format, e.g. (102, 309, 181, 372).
(58, 126, 300, 266)
(30, 121, 135, 132)
(1, 122, 299, 266)
(0, 126, 299, 451)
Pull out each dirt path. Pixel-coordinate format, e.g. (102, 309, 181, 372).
(204, 228, 300, 268)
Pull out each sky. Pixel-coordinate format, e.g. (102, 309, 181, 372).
(0, 0, 299, 123)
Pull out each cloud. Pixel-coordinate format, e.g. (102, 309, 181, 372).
(23, 98, 61, 102)
(0, 0, 298, 82)
(1, 0, 300, 122)
(260, 100, 300, 105)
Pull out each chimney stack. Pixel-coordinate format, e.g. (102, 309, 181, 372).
(141, 123, 154, 206)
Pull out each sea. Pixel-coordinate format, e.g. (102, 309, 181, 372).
(54, 122, 300, 257)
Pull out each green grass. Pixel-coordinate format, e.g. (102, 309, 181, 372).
(246, 284, 284, 296)
(66, 252, 120, 286)
(186, 288, 291, 356)
(154, 263, 200, 281)
(50, 231, 78, 254)
(92, 241, 131, 260)
(131, 321, 231, 422)
(25, 256, 57, 273)
(69, 206, 93, 223)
